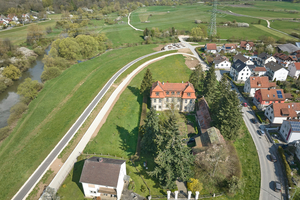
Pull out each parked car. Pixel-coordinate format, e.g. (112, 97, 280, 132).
(251, 118, 258, 124)
(258, 129, 265, 136)
(273, 181, 281, 192)
(242, 102, 248, 107)
(270, 154, 277, 162)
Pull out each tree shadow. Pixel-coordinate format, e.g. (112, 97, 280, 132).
(117, 125, 139, 156)
(127, 86, 140, 98)
(72, 159, 85, 195)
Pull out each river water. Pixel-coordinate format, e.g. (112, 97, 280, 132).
(0, 46, 50, 128)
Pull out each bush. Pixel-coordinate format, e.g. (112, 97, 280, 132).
(0, 81, 7, 93)
(2, 64, 21, 80)
(7, 102, 28, 125)
(33, 46, 44, 56)
(0, 126, 11, 141)
(278, 146, 293, 186)
(15, 58, 30, 72)
(46, 26, 52, 34)
(41, 67, 62, 82)
(128, 181, 135, 190)
(140, 184, 146, 192)
(255, 113, 263, 123)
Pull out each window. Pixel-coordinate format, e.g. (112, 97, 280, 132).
(166, 91, 169, 95)
(242, 73, 244, 75)
(190, 99, 193, 103)
(241, 77, 243, 79)
(171, 91, 175, 95)
(221, 64, 223, 66)
(159, 106, 161, 108)
(166, 104, 169, 108)
(154, 99, 156, 103)
(166, 98, 169, 102)
(270, 116, 273, 120)
(159, 99, 162, 103)
(184, 106, 187, 110)
(90, 191, 96, 194)
(266, 112, 269, 115)
(187, 93, 191, 96)
(265, 101, 269, 104)
(246, 73, 248, 75)
(172, 98, 174, 102)
(177, 92, 180, 95)
(185, 99, 187, 103)
(156, 92, 159, 96)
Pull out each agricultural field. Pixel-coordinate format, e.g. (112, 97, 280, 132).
(253, 25, 296, 40)
(0, 14, 61, 45)
(0, 45, 157, 200)
(271, 20, 300, 35)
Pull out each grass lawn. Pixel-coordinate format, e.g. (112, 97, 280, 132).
(0, 45, 158, 200)
(0, 14, 61, 45)
(232, 123, 260, 200)
(271, 20, 300, 35)
(253, 25, 297, 40)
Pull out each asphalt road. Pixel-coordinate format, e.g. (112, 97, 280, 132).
(233, 85, 286, 200)
(12, 50, 170, 200)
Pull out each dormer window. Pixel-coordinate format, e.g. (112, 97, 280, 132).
(166, 91, 169, 95)
(171, 91, 175, 95)
(187, 93, 191, 97)
(177, 92, 180, 95)
(156, 92, 159, 96)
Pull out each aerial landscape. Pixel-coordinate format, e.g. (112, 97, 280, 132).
(0, 0, 300, 200)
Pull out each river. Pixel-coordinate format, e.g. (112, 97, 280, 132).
(0, 46, 50, 128)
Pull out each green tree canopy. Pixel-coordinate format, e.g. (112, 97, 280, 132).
(140, 68, 154, 95)
(141, 108, 159, 155)
(2, 64, 21, 80)
(27, 24, 44, 45)
(58, 37, 81, 60)
(203, 66, 217, 105)
(76, 35, 99, 59)
(17, 78, 43, 104)
(41, 67, 62, 82)
(188, 64, 205, 93)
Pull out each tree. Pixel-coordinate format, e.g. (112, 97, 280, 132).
(41, 67, 61, 82)
(228, 176, 245, 194)
(141, 108, 159, 155)
(2, 64, 21, 80)
(203, 66, 217, 105)
(58, 37, 81, 60)
(140, 69, 154, 94)
(27, 24, 44, 45)
(17, 78, 43, 104)
(149, 114, 194, 189)
(213, 89, 242, 140)
(46, 26, 52, 34)
(189, 64, 205, 93)
(76, 35, 99, 59)
(143, 28, 150, 37)
(187, 178, 203, 194)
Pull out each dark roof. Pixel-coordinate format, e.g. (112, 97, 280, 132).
(265, 61, 283, 72)
(258, 52, 270, 60)
(277, 43, 300, 54)
(79, 157, 125, 187)
(233, 53, 248, 63)
(232, 60, 247, 72)
(248, 65, 255, 70)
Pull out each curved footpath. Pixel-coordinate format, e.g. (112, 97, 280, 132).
(128, 12, 143, 31)
(13, 50, 196, 200)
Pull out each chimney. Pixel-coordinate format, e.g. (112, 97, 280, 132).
(162, 81, 164, 85)
(288, 105, 290, 108)
(267, 94, 269, 97)
(97, 158, 103, 162)
(182, 81, 183, 83)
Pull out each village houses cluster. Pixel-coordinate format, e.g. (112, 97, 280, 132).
(206, 41, 300, 160)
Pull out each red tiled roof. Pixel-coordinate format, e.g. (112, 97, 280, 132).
(272, 103, 300, 117)
(196, 97, 211, 132)
(274, 53, 292, 61)
(295, 62, 300, 70)
(249, 76, 276, 88)
(224, 43, 237, 50)
(240, 41, 254, 48)
(150, 81, 196, 99)
(259, 89, 285, 101)
(206, 43, 217, 50)
(253, 67, 267, 72)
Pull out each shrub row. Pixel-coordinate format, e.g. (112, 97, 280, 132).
(255, 113, 263, 123)
(278, 146, 293, 187)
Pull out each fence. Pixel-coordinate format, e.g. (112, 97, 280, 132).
(151, 192, 224, 199)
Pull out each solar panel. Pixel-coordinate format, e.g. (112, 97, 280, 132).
(290, 121, 300, 132)
(277, 90, 283, 98)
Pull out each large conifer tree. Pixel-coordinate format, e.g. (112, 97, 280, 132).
(203, 66, 217, 105)
(188, 64, 205, 93)
(140, 68, 154, 95)
(141, 108, 159, 155)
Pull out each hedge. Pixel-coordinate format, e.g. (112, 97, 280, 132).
(255, 113, 263, 123)
(278, 146, 293, 187)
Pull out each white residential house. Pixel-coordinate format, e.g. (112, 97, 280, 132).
(240, 41, 254, 51)
(265, 61, 288, 81)
(233, 53, 254, 65)
(79, 157, 127, 200)
(288, 62, 300, 79)
(213, 56, 231, 69)
(222, 43, 237, 53)
(204, 43, 217, 54)
(244, 76, 276, 97)
(265, 103, 300, 124)
(230, 60, 251, 82)
(257, 52, 277, 66)
(279, 120, 300, 143)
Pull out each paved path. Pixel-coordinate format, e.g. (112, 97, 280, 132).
(13, 50, 196, 200)
(128, 12, 143, 31)
(47, 52, 197, 192)
(232, 85, 286, 200)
